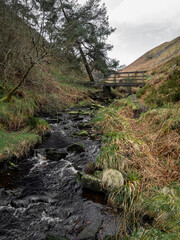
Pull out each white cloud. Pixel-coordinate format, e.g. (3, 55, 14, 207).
(78, 0, 180, 65)
(106, 0, 180, 24)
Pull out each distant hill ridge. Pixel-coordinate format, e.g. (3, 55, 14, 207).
(123, 36, 180, 72)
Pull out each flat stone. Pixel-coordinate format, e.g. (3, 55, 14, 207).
(77, 208, 103, 240)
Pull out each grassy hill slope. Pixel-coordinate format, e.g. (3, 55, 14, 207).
(123, 36, 180, 72)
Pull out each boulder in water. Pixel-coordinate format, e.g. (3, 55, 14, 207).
(46, 148, 68, 161)
(67, 143, 85, 153)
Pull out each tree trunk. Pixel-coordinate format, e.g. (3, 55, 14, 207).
(78, 43, 95, 82)
(59, 1, 95, 82)
(0, 52, 47, 102)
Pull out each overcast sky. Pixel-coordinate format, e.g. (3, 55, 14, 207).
(78, 0, 180, 65)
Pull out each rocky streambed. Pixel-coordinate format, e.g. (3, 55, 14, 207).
(0, 105, 121, 240)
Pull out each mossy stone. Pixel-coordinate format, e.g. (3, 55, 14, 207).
(78, 130, 89, 136)
(93, 171, 103, 180)
(81, 174, 103, 192)
(46, 148, 68, 161)
(67, 143, 85, 153)
(102, 169, 124, 191)
(69, 111, 79, 115)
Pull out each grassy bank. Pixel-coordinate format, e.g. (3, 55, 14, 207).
(91, 56, 180, 239)
(93, 97, 179, 239)
(0, 61, 92, 166)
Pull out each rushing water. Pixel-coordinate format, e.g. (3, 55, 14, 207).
(0, 107, 119, 240)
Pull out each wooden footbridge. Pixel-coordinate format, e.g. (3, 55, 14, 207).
(75, 71, 147, 89)
(104, 71, 147, 87)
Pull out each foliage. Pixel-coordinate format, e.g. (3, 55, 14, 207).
(0, 95, 37, 131)
(136, 84, 150, 98)
(38, 0, 119, 80)
(136, 55, 180, 108)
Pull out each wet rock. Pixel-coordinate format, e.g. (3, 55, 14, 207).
(56, 112, 63, 117)
(102, 169, 124, 191)
(67, 143, 85, 153)
(90, 134, 96, 140)
(79, 110, 91, 116)
(77, 208, 103, 240)
(69, 111, 79, 115)
(81, 174, 103, 193)
(74, 130, 89, 137)
(78, 123, 92, 129)
(44, 131, 51, 137)
(46, 233, 69, 240)
(73, 116, 84, 121)
(46, 148, 68, 161)
(57, 117, 63, 122)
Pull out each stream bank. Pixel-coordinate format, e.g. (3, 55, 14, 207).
(0, 105, 121, 240)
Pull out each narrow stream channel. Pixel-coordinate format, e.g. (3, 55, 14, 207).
(0, 107, 120, 240)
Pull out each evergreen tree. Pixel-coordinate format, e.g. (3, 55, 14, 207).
(38, 0, 119, 81)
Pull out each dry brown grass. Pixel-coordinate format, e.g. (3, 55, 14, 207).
(123, 109, 179, 188)
(96, 101, 180, 190)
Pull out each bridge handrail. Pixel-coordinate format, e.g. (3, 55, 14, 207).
(104, 70, 148, 86)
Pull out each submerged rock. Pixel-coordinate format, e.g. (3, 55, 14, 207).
(81, 174, 103, 193)
(46, 148, 68, 161)
(102, 169, 124, 191)
(67, 143, 85, 153)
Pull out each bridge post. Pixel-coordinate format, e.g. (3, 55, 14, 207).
(142, 71, 145, 84)
(114, 73, 116, 85)
(103, 85, 111, 96)
(127, 72, 132, 95)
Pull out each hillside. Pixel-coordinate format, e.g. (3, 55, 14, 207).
(0, 2, 91, 164)
(123, 36, 180, 72)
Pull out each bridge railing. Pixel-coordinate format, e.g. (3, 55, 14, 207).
(104, 71, 147, 87)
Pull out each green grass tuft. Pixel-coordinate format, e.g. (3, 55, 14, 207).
(0, 129, 41, 161)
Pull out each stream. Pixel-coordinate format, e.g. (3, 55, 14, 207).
(0, 106, 120, 240)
